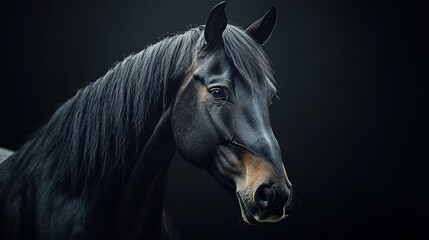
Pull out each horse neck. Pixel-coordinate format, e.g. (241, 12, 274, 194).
(85, 56, 189, 237)
(83, 102, 178, 239)
(106, 108, 176, 238)
(72, 105, 173, 238)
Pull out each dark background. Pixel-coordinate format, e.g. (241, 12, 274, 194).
(1, 0, 428, 239)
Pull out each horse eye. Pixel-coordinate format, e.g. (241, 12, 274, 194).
(210, 88, 227, 101)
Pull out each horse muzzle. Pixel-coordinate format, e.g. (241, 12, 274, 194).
(214, 144, 292, 224)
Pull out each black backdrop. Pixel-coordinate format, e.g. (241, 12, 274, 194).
(1, 0, 428, 239)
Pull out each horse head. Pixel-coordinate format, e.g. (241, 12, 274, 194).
(171, 2, 292, 224)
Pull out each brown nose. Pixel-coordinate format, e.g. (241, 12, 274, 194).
(254, 182, 291, 217)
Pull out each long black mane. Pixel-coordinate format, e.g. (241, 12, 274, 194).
(1, 27, 202, 196)
(0, 25, 275, 197)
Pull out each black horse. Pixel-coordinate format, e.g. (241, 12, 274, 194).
(0, 2, 292, 239)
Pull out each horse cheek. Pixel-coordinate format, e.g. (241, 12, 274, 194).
(172, 82, 219, 167)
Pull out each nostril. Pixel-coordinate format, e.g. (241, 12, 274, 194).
(255, 183, 275, 210)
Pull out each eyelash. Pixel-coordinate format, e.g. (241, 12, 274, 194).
(209, 87, 228, 101)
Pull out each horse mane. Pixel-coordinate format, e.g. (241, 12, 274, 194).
(4, 27, 203, 195)
(2, 24, 275, 197)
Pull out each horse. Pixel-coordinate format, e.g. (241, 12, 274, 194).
(0, 2, 292, 239)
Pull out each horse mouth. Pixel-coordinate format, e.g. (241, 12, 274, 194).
(236, 193, 259, 224)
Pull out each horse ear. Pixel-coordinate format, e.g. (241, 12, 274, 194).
(205, 1, 227, 46)
(245, 5, 277, 46)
